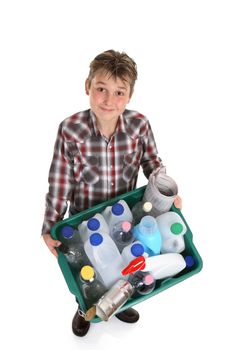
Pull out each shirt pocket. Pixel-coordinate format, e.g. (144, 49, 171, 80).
(74, 154, 100, 185)
(122, 150, 141, 182)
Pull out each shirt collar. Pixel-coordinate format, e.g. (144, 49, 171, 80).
(89, 110, 100, 136)
(89, 109, 126, 137)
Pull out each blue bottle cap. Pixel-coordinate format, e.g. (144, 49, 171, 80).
(112, 203, 124, 216)
(185, 255, 195, 268)
(87, 218, 100, 231)
(90, 233, 103, 246)
(61, 226, 74, 239)
(131, 243, 145, 257)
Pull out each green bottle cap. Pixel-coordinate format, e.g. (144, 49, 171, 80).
(170, 222, 183, 235)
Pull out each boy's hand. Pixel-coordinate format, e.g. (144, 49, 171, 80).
(174, 195, 182, 210)
(42, 233, 61, 258)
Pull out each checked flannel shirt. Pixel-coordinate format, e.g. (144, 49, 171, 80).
(42, 109, 162, 235)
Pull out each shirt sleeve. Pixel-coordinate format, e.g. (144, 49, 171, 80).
(41, 123, 75, 235)
(140, 119, 163, 179)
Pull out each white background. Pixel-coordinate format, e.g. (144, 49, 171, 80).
(0, 0, 232, 349)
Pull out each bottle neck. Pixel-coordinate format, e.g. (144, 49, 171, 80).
(139, 216, 157, 235)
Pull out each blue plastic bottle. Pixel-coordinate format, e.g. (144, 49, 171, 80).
(133, 215, 162, 256)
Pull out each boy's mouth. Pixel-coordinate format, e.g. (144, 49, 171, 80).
(100, 106, 115, 112)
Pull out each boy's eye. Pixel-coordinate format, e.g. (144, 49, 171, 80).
(97, 87, 106, 92)
(116, 91, 124, 96)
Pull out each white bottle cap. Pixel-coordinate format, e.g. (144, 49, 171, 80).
(143, 202, 153, 212)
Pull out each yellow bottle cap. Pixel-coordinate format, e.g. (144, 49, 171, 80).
(80, 265, 95, 280)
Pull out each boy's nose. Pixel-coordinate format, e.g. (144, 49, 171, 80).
(103, 93, 115, 105)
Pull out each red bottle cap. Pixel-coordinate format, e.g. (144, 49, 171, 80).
(121, 256, 146, 276)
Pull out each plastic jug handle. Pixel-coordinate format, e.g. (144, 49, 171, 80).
(121, 256, 146, 276)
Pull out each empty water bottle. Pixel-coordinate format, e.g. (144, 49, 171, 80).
(131, 201, 155, 225)
(121, 241, 145, 266)
(78, 265, 108, 308)
(156, 212, 187, 253)
(110, 221, 134, 252)
(58, 241, 90, 271)
(78, 213, 109, 243)
(128, 270, 156, 296)
(58, 225, 81, 245)
(133, 215, 162, 256)
(102, 200, 133, 230)
(84, 233, 125, 288)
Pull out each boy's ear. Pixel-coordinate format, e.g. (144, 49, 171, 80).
(85, 79, 90, 95)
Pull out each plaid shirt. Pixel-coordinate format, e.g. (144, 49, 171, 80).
(42, 109, 162, 235)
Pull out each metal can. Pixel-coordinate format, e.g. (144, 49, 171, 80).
(95, 279, 134, 321)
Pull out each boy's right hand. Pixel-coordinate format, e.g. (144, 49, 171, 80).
(42, 233, 61, 258)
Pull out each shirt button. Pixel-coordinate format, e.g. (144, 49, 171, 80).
(111, 182, 114, 186)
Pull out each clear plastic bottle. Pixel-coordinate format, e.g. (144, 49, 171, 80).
(58, 225, 81, 246)
(128, 270, 156, 296)
(121, 241, 145, 266)
(78, 213, 109, 243)
(131, 201, 155, 225)
(133, 215, 162, 256)
(84, 233, 125, 289)
(78, 265, 108, 309)
(102, 200, 133, 230)
(156, 212, 187, 253)
(110, 221, 134, 252)
(58, 240, 90, 272)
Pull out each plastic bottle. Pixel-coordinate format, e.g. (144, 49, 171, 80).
(58, 240, 91, 271)
(128, 270, 156, 296)
(133, 215, 162, 256)
(110, 221, 134, 252)
(102, 200, 133, 230)
(156, 212, 187, 253)
(84, 233, 126, 289)
(58, 225, 81, 246)
(131, 201, 155, 225)
(141, 253, 187, 279)
(78, 213, 109, 243)
(78, 265, 108, 309)
(121, 241, 145, 266)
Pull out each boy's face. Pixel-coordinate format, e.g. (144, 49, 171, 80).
(85, 70, 132, 123)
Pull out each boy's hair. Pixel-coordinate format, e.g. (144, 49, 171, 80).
(87, 50, 138, 96)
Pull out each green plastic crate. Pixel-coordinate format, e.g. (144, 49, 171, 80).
(51, 186, 203, 323)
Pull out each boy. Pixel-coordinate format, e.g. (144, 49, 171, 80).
(42, 50, 182, 337)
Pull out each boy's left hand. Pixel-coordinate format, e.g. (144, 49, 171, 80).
(174, 195, 182, 210)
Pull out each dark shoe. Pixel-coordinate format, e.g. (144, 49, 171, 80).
(115, 308, 139, 323)
(72, 308, 90, 337)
